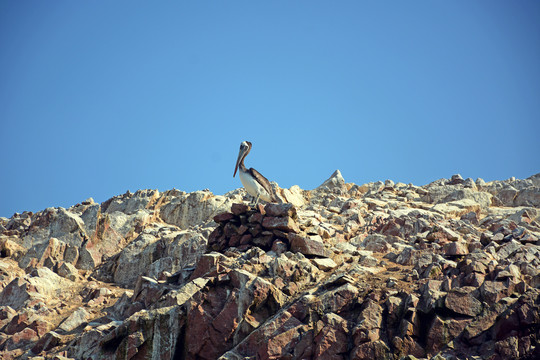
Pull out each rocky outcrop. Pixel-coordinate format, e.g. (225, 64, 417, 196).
(1, 172, 539, 359)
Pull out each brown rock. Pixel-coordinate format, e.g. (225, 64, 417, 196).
(237, 224, 249, 235)
(235, 310, 306, 358)
(313, 313, 348, 360)
(214, 212, 235, 223)
(392, 335, 426, 359)
(480, 280, 507, 303)
(7, 327, 38, 350)
(445, 287, 483, 317)
(495, 336, 520, 359)
(271, 240, 288, 255)
(208, 226, 223, 245)
(132, 276, 165, 308)
(353, 299, 383, 344)
(319, 283, 359, 314)
(264, 203, 297, 219)
(262, 216, 299, 233)
(426, 315, 470, 354)
(31, 330, 63, 354)
(351, 340, 391, 360)
(444, 241, 469, 256)
(231, 203, 250, 215)
(223, 222, 239, 237)
(289, 234, 331, 257)
(252, 235, 273, 249)
(4, 312, 30, 335)
(248, 212, 264, 224)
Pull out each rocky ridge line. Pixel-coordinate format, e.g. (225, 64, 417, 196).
(0, 170, 539, 359)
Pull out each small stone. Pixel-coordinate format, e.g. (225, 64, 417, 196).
(311, 258, 338, 271)
(492, 233, 505, 242)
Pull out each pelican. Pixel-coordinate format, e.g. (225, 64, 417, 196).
(233, 141, 276, 204)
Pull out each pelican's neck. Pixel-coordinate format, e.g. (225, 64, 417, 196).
(238, 153, 248, 173)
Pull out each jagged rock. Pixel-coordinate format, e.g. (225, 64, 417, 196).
(313, 312, 349, 359)
(112, 233, 160, 286)
(289, 234, 332, 257)
(444, 287, 483, 317)
(316, 169, 346, 190)
(160, 191, 234, 228)
(264, 203, 298, 218)
(56, 261, 78, 281)
(353, 299, 383, 344)
(262, 216, 300, 233)
(443, 241, 469, 256)
(1, 172, 539, 359)
(58, 307, 89, 332)
(0, 267, 71, 310)
(280, 185, 307, 207)
(515, 188, 540, 207)
(311, 257, 337, 271)
(4, 327, 39, 351)
(31, 330, 63, 354)
(102, 189, 159, 215)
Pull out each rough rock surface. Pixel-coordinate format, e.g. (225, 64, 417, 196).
(1, 172, 540, 359)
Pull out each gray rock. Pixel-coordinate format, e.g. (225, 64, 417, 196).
(113, 233, 160, 286)
(514, 187, 540, 207)
(316, 169, 346, 190)
(57, 262, 78, 281)
(160, 191, 234, 228)
(58, 307, 89, 332)
(103, 189, 159, 215)
(311, 258, 337, 271)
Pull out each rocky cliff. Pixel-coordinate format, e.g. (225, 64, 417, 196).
(1, 171, 540, 360)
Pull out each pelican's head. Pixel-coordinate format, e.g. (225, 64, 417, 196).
(233, 141, 252, 177)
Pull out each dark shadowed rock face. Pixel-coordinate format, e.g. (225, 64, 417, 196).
(0, 172, 540, 359)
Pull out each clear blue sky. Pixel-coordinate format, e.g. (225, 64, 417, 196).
(1, 1, 539, 217)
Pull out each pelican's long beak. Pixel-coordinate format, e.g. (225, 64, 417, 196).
(233, 149, 245, 177)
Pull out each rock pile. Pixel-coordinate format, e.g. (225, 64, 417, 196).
(209, 203, 300, 253)
(0, 171, 539, 359)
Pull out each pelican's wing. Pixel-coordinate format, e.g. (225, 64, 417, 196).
(249, 168, 276, 202)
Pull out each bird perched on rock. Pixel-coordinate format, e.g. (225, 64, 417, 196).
(233, 141, 277, 205)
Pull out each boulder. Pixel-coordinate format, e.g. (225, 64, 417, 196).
(58, 307, 89, 333)
(289, 234, 332, 257)
(160, 191, 234, 228)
